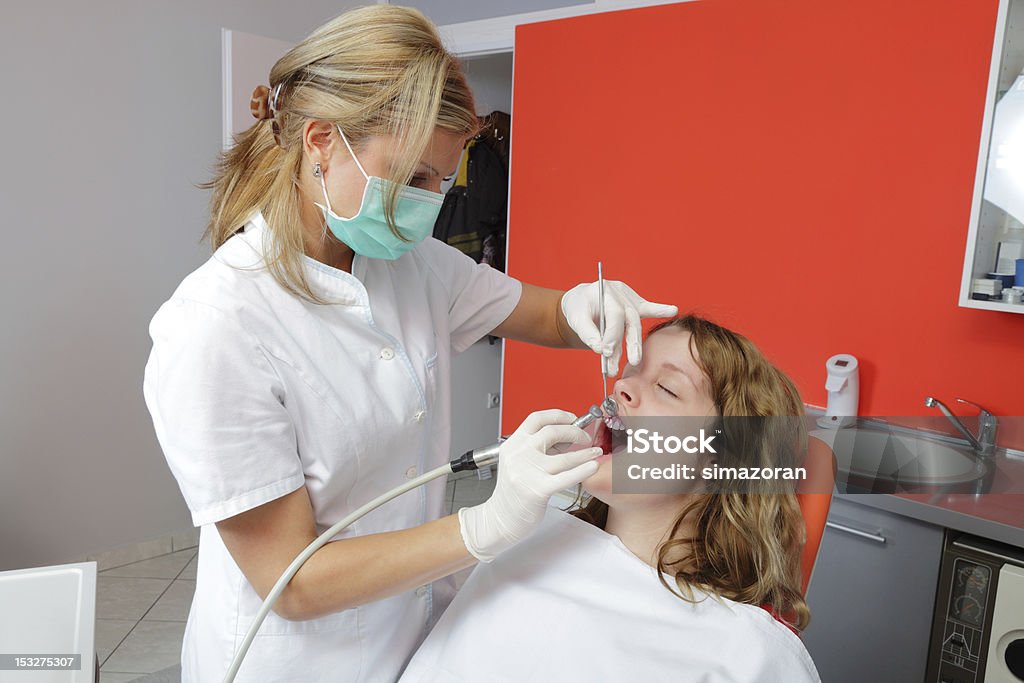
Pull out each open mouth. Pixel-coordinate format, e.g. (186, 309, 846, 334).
(595, 420, 614, 455)
(594, 419, 628, 457)
(604, 413, 625, 431)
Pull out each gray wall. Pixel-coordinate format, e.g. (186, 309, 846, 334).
(449, 340, 505, 460)
(463, 52, 515, 115)
(0, 0, 365, 572)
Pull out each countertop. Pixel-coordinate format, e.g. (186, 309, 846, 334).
(808, 418, 1024, 549)
(840, 491, 1024, 549)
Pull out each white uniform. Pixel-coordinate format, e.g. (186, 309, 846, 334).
(401, 509, 821, 683)
(142, 213, 521, 682)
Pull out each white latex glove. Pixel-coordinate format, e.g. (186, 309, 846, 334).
(560, 280, 678, 373)
(458, 409, 602, 563)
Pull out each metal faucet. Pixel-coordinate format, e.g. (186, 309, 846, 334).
(924, 397, 998, 457)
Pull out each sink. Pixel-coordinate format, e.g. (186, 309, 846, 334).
(809, 427, 995, 494)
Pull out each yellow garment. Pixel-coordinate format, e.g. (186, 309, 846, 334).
(455, 139, 475, 187)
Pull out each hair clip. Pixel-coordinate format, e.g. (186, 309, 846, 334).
(249, 85, 272, 121)
(250, 83, 286, 146)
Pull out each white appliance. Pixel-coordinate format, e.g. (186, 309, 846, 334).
(986, 563, 1024, 682)
(817, 353, 859, 429)
(0, 561, 97, 682)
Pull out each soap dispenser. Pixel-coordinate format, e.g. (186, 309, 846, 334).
(816, 353, 859, 429)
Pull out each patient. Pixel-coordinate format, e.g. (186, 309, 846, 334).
(401, 315, 821, 682)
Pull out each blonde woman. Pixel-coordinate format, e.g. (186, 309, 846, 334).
(142, 5, 677, 681)
(402, 315, 822, 681)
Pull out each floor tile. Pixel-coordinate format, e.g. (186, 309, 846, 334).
(101, 549, 196, 579)
(129, 665, 180, 682)
(144, 580, 195, 622)
(101, 620, 186, 675)
(88, 537, 173, 572)
(98, 673, 143, 682)
(95, 577, 171, 621)
(95, 619, 137, 666)
(171, 528, 199, 552)
(179, 554, 197, 580)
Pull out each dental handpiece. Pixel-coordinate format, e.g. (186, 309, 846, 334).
(450, 405, 604, 472)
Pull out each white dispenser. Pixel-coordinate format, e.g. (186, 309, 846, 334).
(816, 353, 859, 428)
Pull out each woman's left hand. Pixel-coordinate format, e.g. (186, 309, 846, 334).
(560, 280, 677, 373)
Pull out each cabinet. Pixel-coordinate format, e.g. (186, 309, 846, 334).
(803, 497, 945, 683)
(960, 0, 1024, 313)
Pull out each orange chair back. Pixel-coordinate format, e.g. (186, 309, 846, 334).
(796, 436, 836, 594)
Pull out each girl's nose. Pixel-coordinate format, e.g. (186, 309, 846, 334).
(614, 378, 638, 410)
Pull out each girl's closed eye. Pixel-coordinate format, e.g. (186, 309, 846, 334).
(657, 383, 678, 398)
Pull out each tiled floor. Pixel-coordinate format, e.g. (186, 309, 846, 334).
(94, 471, 496, 681)
(95, 548, 197, 682)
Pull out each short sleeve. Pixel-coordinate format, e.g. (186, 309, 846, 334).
(417, 238, 523, 353)
(143, 298, 304, 527)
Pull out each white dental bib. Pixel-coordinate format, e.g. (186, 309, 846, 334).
(401, 509, 820, 682)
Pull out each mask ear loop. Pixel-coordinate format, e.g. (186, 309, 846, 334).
(315, 126, 368, 225)
(336, 126, 370, 180)
(316, 162, 336, 216)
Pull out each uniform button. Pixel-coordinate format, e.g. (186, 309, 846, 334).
(416, 586, 428, 598)
(380, 347, 395, 360)
(414, 410, 426, 423)
(406, 466, 418, 479)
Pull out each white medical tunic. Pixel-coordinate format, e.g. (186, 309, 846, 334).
(401, 510, 821, 683)
(142, 213, 522, 682)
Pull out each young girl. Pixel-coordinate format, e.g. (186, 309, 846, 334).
(401, 315, 821, 681)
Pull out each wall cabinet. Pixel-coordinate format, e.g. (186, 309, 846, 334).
(960, 0, 1024, 313)
(803, 497, 945, 683)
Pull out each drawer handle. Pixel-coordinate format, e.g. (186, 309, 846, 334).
(826, 521, 886, 544)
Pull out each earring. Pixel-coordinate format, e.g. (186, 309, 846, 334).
(313, 162, 322, 178)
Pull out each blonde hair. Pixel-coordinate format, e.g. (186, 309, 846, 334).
(201, 5, 480, 301)
(575, 315, 812, 630)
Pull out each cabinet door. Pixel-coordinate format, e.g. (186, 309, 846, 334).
(803, 497, 944, 683)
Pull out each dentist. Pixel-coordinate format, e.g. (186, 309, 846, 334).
(142, 6, 675, 682)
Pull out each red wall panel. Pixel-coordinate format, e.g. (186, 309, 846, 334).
(502, 0, 1024, 441)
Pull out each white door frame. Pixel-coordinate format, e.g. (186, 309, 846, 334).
(438, 0, 693, 57)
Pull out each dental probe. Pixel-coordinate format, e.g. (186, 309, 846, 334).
(598, 261, 608, 398)
(224, 405, 606, 682)
(597, 262, 621, 426)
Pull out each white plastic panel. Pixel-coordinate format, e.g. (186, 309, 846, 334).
(0, 562, 97, 683)
(985, 563, 1024, 683)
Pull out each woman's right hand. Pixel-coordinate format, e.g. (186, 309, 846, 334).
(458, 409, 602, 563)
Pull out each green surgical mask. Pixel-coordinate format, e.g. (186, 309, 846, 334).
(315, 126, 443, 260)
